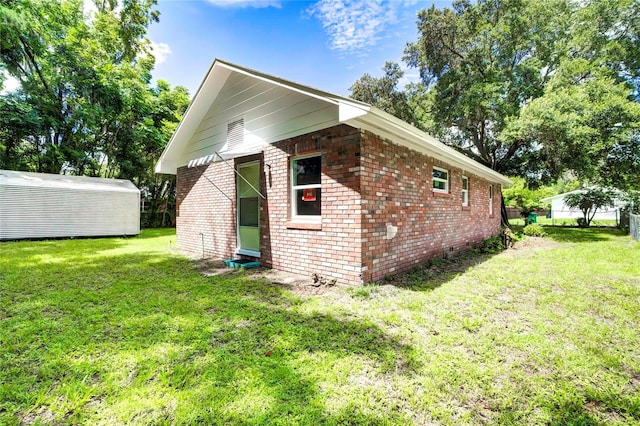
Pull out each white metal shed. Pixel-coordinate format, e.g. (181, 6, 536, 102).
(0, 169, 140, 240)
(541, 190, 622, 221)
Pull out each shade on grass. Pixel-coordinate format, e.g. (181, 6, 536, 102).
(0, 227, 639, 424)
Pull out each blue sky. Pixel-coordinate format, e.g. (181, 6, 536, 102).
(147, 0, 452, 97)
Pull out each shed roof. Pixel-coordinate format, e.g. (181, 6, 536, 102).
(0, 170, 139, 193)
(156, 59, 511, 186)
(540, 190, 586, 202)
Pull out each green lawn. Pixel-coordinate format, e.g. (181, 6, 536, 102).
(1, 228, 639, 425)
(508, 217, 619, 227)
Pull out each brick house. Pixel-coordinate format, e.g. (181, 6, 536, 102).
(156, 59, 511, 284)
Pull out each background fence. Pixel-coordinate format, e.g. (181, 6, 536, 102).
(631, 214, 639, 241)
(506, 207, 620, 226)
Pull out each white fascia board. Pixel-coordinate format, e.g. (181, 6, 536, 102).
(350, 108, 512, 186)
(155, 63, 232, 175)
(338, 102, 369, 122)
(540, 189, 586, 202)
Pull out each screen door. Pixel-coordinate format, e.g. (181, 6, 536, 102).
(236, 162, 260, 256)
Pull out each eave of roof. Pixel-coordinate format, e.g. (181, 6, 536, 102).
(155, 59, 511, 186)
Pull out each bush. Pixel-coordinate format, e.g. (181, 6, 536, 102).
(477, 236, 505, 254)
(523, 224, 546, 237)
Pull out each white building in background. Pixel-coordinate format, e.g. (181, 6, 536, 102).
(541, 190, 623, 221)
(0, 169, 140, 240)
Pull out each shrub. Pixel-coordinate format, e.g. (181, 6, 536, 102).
(477, 236, 505, 254)
(576, 217, 588, 228)
(523, 224, 546, 237)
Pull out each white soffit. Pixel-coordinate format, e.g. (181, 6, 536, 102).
(155, 59, 511, 186)
(155, 65, 232, 174)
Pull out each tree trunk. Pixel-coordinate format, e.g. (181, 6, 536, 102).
(501, 196, 509, 228)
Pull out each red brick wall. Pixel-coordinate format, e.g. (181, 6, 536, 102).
(261, 125, 363, 283)
(176, 163, 236, 258)
(359, 131, 502, 282)
(175, 125, 502, 284)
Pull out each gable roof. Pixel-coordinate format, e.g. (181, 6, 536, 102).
(155, 59, 511, 186)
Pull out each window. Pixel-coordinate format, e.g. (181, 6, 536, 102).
(462, 176, 469, 206)
(489, 185, 494, 216)
(291, 154, 321, 221)
(432, 167, 449, 193)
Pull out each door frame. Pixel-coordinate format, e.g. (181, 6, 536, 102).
(236, 160, 261, 257)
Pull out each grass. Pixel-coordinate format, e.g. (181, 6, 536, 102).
(1, 228, 639, 425)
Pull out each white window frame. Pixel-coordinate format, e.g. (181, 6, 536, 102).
(489, 184, 494, 216)
(291, 153, 321, 223)
(462, 176, 469, 206)
(432, 166, 449, 193)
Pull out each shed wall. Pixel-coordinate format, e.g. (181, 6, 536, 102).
(0, 185, 140, 240)
(549, 198, 618, 220)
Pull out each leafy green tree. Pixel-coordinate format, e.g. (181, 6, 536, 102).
(349, 62, 417, 125)
(0, 0, 188, 227)
(621, 190, 639, 214)
(456, 0, 640, 189)
(564, 188, 616, 227)
(402, 0, 572, 176)
(351, 0, 640, 225)
(0, 0, 160, 174)
(502, 177, 555, 216)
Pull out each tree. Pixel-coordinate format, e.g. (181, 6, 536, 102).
(502, 176, 555, 217)
(0, 0, 188, 227)
(349, 62, 417, 126)
(401, 0, 573, 177)
(502, 0, 640, 191)
(563, 188, 616, 228)
(0, 0, 160, 174)
(351, 0, 640, 226)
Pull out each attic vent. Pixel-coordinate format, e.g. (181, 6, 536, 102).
(227, 118, 244, 150)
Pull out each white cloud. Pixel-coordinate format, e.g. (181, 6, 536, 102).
(206, 0, 281, 8)
(1, 72, 20, 95)
(307, 0, 413, 54)
(150, 41, 172, 64)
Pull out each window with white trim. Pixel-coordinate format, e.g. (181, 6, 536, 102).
(291, 154, 321, 221)
(432, 167, 449, 193)
(462, 176, 469, 206)
(489, 184, 494, 215)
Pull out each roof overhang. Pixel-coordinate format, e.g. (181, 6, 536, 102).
(155, 59, 511, 187)
(342, 107, 512, 186)
(155, 59, 371, 175)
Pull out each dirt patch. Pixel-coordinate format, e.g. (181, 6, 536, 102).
(509, 236, 561, 252)
(20, 407, 56, 425)
(196, 259, 337, 296)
